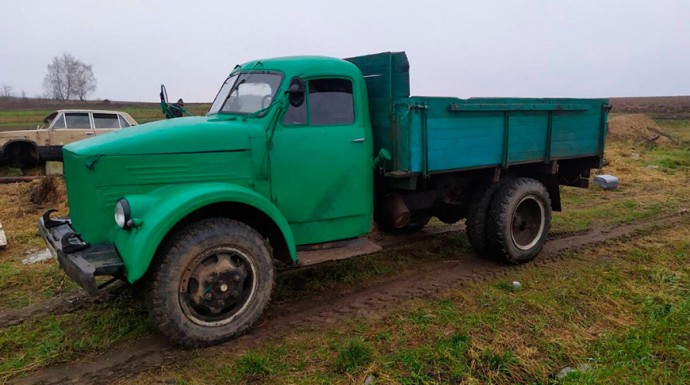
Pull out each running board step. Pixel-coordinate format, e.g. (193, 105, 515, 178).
(297, 237, 382, 267)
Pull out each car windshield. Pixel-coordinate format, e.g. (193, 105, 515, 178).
(208, 72, 282, 116)
(38, 112, 58, 129)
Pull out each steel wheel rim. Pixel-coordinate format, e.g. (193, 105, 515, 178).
(179, 246, 258, 327)
(510, 195, 545, 251)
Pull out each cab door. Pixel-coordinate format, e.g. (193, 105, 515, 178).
(270, 77, 373, 245)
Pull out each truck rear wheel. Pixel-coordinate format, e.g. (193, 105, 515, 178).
(486, 178, 551, 264)
(465, 182, 500, 256)
(146, 218, 274, 347)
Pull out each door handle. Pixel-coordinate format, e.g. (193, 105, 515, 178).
(352, 138, 365, 143)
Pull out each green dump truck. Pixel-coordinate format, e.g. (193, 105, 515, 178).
(39, 52, 610, 347)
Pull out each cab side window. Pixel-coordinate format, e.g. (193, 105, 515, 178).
(282, 78, 354, 126)
(309, 79, 354, 126)
(64, 113, 91, 129)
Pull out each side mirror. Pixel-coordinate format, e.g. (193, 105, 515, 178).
(286, 77, 305, 107)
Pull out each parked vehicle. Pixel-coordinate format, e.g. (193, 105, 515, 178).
(0, 109, 137, 166)
(38, 52, 610, 347)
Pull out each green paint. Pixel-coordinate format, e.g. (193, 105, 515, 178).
(59, 52, 607, 284)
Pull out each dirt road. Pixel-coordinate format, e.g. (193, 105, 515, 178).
(10, 212, 687, 385)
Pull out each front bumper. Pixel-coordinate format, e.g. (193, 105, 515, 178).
(38, 210, 123, 294)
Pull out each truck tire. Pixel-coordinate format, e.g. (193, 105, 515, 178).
(486, 178, 551, 264)
(146, 218, 274, 347)
(465, 182, 500, 256)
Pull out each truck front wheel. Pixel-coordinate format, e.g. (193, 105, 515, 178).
(146, 218, 274, 347)
(486, 178, 551, 264)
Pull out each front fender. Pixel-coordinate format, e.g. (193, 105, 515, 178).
(113, 182, 296, 283)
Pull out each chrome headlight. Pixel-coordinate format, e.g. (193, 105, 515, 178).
(114, 199, 131, 229)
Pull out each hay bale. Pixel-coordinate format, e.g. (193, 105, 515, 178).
(608, 114, 675, 144)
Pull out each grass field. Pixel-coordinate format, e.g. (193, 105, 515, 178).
(0, 98, 211, 130)
(0, 97, 688, 384)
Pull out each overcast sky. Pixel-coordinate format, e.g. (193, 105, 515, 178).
(1, 0, 688, 102)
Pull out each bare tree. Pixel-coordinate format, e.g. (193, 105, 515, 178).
(1, 84, 13, 98)
(74, 63, 97, 101)
(43, 56, 66, 99)
(42, 53, 97, 100)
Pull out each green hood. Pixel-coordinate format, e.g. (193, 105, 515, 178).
(63, 116, 255, 157)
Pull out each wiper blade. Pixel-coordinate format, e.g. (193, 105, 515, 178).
(224, 78, 246, 104)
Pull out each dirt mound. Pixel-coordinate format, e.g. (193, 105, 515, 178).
(29, 176, 67, 206)
(607, 114, 675, 144)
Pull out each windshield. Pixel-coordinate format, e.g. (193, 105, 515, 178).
(38, 112, 58, 129)
(208, 72, 282, 115)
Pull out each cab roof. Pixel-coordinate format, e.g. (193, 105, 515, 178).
(235, 56, 363, 79)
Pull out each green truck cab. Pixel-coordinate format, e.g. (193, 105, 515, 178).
(39, 52, 610, 347)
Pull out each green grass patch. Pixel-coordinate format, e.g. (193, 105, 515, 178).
(0, 166, 23, 177)
(334, 339, 374, 373)
(0, 292, 153, 378)
(0, 263, 79, 308)
(652, 147, 690, 174)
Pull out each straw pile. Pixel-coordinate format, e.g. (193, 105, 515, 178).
(607, 114, 675, 145)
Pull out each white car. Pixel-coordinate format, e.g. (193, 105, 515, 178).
(0, 109, 137, 166)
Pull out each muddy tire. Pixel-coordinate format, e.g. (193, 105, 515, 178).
(146, 218, 274, 347)
(465, 182, 500, 256)
(486, 178, 551, 264)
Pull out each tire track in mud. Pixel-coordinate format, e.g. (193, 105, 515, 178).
(0, 224, 466, 330)
(10, 213, 688, 385)
(0, 292, 119, 330)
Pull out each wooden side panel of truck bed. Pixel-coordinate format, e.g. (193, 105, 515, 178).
(396, 97, 608, 174)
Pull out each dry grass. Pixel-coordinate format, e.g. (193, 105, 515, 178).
(608, 114, 675, 144)
(0, 177, 73, 307)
